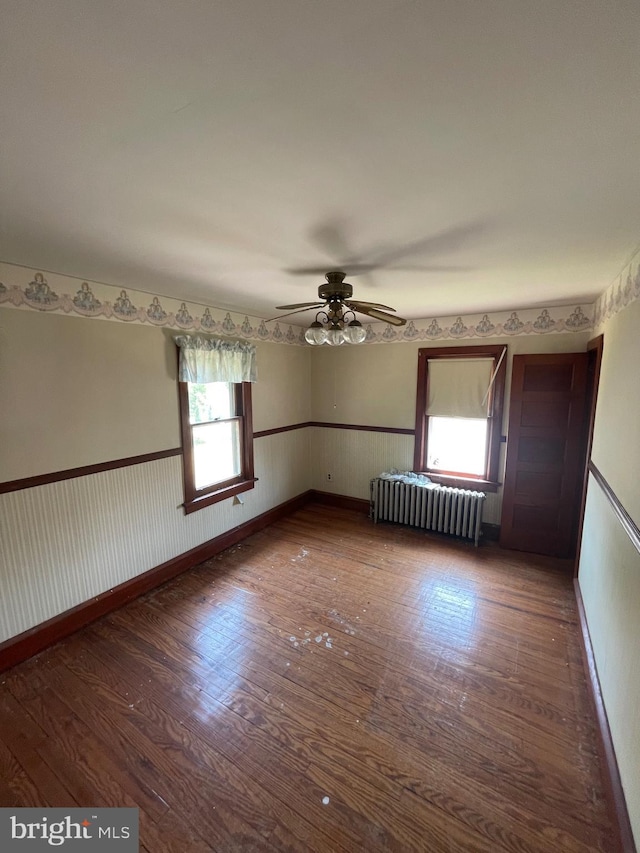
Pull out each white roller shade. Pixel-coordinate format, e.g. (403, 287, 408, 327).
(427, 358, 493, 419)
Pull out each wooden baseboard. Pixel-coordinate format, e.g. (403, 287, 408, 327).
(481, 522, 501, 541)
(308, 489, 370, 514)
(574, 580, 636, 853)
(0, 491, 313, 673)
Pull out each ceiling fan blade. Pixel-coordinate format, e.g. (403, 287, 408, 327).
(352, 305, 407, 326)
(345, 299, 396, 312)
(266, 304, 326, 322)
(364, 220, 489, 268)
(285, 266, 338, 276)
(386, 264, 475, 272)
(309, 220, 353, 257)
(275, 301, 325, 310)
(287, 262, 474, 276)
(285, 265, 376, 277)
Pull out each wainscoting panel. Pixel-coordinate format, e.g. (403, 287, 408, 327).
(0, 429, 312, 644)
(483, 490, 502, 526)
(253, 428, 310, 511)
(308, 426, 504, 524)
(578, 472, 640, 846)
(309, 427, 414, 500)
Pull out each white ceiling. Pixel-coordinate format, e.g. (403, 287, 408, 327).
(2, 0, 640, 324)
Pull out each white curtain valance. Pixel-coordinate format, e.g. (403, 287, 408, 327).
(427, 357, 493, 419)
(174, 336, 257, 384)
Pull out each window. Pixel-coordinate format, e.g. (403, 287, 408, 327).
(175, 335, 256, 514)
(427, 416, 488, 476)
(179, 380, 255, 513)
(413, 345, 506, 488)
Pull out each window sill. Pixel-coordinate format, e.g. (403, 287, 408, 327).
(183, 477, 257, 514)
(424, 473, 500, 493)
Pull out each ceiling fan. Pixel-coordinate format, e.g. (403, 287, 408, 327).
(270, 271, 407, 345)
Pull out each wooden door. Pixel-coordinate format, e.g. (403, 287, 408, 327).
(500, 353, 588, 557)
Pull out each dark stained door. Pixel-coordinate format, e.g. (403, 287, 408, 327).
(500, 353, 588, 557)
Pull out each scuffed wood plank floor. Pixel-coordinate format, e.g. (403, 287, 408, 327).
(1, 504, 615, 851)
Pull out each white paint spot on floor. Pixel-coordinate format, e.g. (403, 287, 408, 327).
(315, 636, 322, 643)
(289, 636, 296, 642)
(286, 662, 290, 667)
(304, 631, 311, 637)
(323, 632, 328, 637)
(294, 641, 299, 647)
(325, 642, 332, 649)
(344, 651, 349, 656)
(322, 796, 330, 805)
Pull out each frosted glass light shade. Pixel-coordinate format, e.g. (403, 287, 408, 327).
(343, 320, 366, 344)
(304, 322, 328, 345)
(325, 326, 345, 346)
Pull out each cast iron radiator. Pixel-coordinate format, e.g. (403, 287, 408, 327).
(370, 477, 486, 546)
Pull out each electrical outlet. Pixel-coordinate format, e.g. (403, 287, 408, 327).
(326, 473, 332, 481)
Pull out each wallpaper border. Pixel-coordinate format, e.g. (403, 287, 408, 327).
(592, 255, 640, 331)
(0, 261, 597, 345)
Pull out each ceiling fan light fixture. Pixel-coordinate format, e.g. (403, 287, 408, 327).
(276, 270, 406, 346)
(304, 320, 328, 346)
(343, 319, 366, 344)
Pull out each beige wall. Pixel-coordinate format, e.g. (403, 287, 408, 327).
(252, 338, 311, 432)
(309, 331, 591, 521)
(578, 298, 640, 846)
(0, 304, 312, 642)
(0, 309, 310, 482)
(0, 310, 181, 480)
(310, 332, 590, 429)
(590, 300, 640, 523)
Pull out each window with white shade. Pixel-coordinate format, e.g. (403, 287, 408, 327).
(413, 345, 507, 486)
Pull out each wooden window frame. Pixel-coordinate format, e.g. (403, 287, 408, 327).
(178, 380, 256, 514)
(413, 345, 506, 491)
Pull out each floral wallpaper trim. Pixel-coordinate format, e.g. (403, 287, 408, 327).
(0, 263, 597, 345)
(0, 268, 307, 345)
(592, 254, 640, 330)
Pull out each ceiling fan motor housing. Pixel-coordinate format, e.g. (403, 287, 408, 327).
(318, 271, 353, 302)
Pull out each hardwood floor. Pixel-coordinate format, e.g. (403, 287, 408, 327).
(0, 504, 616, 851)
